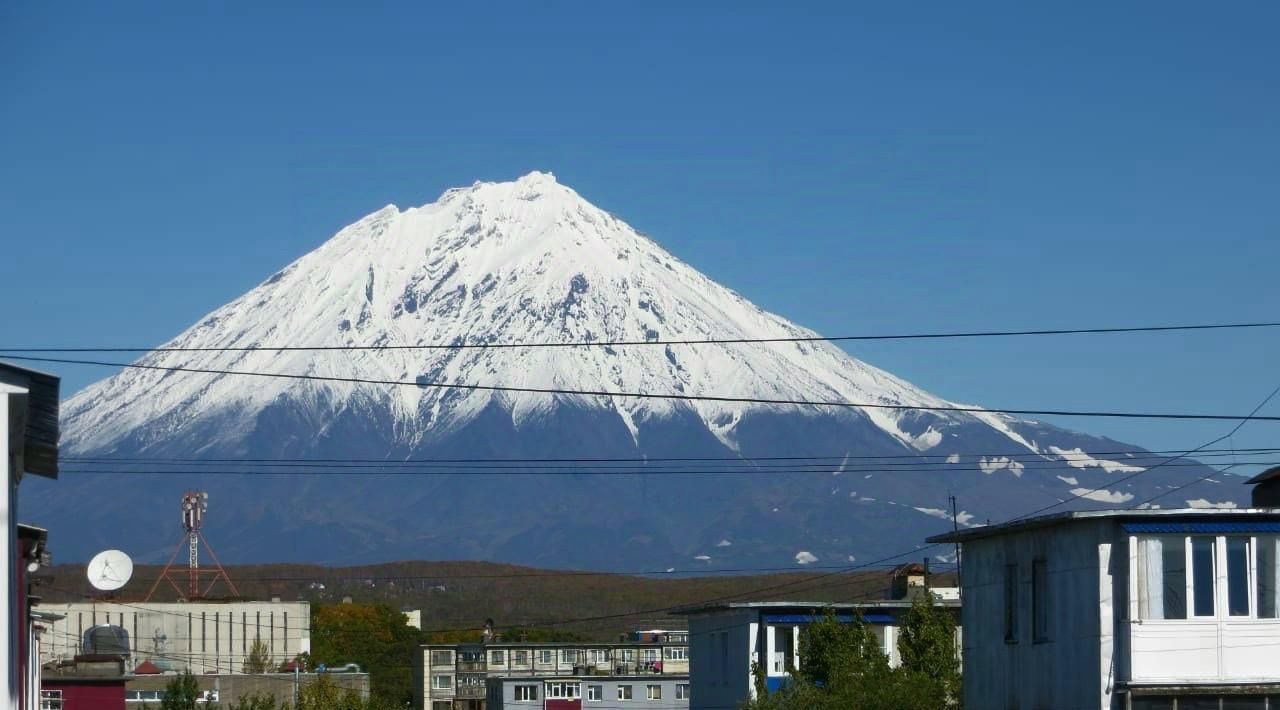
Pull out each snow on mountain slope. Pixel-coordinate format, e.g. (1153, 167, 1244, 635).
(45, 172, 1241, 568)
(63, 171, 1008, 457)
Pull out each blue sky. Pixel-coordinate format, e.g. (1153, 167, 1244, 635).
(2, 2, 1277, 468)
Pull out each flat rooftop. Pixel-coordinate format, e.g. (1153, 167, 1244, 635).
(670, 599, 960, 616)
(926, 507, 1280, 545)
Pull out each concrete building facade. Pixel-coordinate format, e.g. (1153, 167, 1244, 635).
(416, 638, 689, 710)
(39, 600, 310, 675)
(485, 674, 690, 710)
(929, 507, 1280, 710)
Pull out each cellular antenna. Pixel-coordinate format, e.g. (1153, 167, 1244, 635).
(142, 491, 240, 601)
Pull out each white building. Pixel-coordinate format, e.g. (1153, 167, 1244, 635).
(928, 507, 1280, 709)
(39, 600, 310, 675)
(673, 599, 960, 710)
(2, 362, 61, 710)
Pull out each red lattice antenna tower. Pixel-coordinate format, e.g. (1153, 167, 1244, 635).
(142, 491, 240, 601)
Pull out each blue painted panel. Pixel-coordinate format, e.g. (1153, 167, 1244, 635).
(765, 676, 788, 693)
(761, 613, 894, 624)
(1122, 521, 1280, 533)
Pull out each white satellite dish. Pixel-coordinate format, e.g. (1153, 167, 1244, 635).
(87, 549, 133, 592)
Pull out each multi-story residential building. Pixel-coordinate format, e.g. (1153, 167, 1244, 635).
(485, 674, 690, 710)
(673, 599, 960, 710)
(927, 500, 1280, 709)
(415, 639, 689, 710)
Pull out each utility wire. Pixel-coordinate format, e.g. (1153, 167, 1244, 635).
(7, 319, 1279, 353)
(53, 460, 1278, 477)
(56, 446, 1280, 465)
(6, 353, 1280, 423)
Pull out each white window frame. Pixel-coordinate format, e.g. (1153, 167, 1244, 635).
(538, 649, 553, 664)
(646, 684, 662, 700)
(663, 646, 688, 660)
(430, 650, 453, 666)
(587, 684, 602, 701)
(1130, 533, 1280, 621)
(676, 683, 689, 700)
(490, 649, 505, 665)
(545, 681, 581, 700)
(513, 685, 538, 701)
(617, 684, 633, 700)
(431, 674, 453, 690)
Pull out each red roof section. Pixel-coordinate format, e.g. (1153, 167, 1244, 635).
(133, 661, 162, 675)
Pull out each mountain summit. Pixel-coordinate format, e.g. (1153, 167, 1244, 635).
(42, 173, 1239, 568)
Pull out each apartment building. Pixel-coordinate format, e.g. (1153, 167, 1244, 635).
(485, 674, 690, 709)
(415, 639, 689, 710)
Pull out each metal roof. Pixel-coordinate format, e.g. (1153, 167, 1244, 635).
(670, 599, 959, 616)
(1122, 521, 1280, 533)
(1245, 465, 1280, 485)
(926, 507, 1280, 544)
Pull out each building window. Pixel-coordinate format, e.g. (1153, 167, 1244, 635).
(539, 649, 553, 664)
(1227, 537, 1251, 617)
(431, 674, 453, 690)
(561, 649, 581, 664)
(430, 650, 453, 666)
(676, 683, 689, 700)
(513, 685, 537, 701)
(663, 646, 688, 660)
(588, 648, 610, 664)
(433, 703, 453, 710)
(1032, 558, 1049, 642)
(646, 684, 662, 700)
(718, 632, 729, 685)
(587, 684, 602, 701)
(1260, 535, 1280, 618)
(546, 682, 581, 700)
(1136, 535, 1188, 619)
(490, 650, 505, 665)
(514, 649, 529, 665)
(642, 648, 658, 662)
(1003, 564, 1018, 642)
(1191, 537, 1216, 617)
(618, 684, 633, 700)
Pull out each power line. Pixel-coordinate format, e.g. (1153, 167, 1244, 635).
(6, 319, 1279, 353)
(60, 450, 1280, 465)
(7, 353, 1280, 423)
(52, 460, 1278, 477)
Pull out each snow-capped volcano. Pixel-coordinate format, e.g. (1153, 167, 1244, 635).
(35, 172, 1241, 568)
(64, 171, 969, 455)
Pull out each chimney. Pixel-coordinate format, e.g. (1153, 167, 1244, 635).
(1246, 466, 1280, 507)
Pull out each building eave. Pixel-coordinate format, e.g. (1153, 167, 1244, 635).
(926, 507, 1280, 545)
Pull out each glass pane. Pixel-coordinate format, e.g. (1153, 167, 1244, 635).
(1179, 698, 1222, 710)
(1221, 696, 1266, 710)
(1138, 536, 1187, 619)
(1227, 537, 1251, 616)
(1259, 536, 1279, 619)
(1192, 537, 1216, 617)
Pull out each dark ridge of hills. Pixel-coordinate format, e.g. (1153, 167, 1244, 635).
(38, 559, 954, 640)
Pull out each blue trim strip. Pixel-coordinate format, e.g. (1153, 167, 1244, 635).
(1122, 521, 1280, 533)
(761, 613, 895, 624)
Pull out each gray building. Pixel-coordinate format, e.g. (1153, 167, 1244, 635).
(485, 675, 689, 709)
(416, 636, 689, 710)
(40, 600, 310, 675)
(928, 506, 1280, 710)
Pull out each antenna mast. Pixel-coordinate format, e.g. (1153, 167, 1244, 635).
(142, 491, 240, 601)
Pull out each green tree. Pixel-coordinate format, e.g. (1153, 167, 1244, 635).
(310, 603, 420, 706)
(159, 671, 201, 710)
(244, 636, 272, 674)
(226, 693, 279, 710)
(898, 593, 962, 704)
(742, 599, 960, 710)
